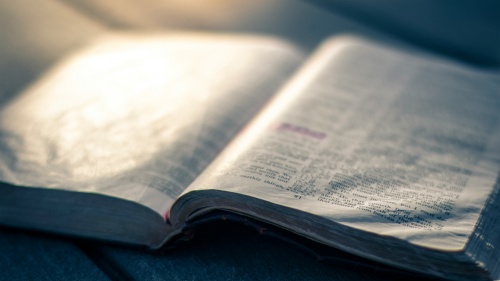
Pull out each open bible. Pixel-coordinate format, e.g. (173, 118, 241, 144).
(0, 33, 499, 281)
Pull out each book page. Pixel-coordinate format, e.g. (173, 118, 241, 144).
(186, 37, 500, 250)
(0, 32, 303, 216)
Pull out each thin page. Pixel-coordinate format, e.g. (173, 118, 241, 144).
(186, 37, 500, 250)
(0, 32, 303, 216)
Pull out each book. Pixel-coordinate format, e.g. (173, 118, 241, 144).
(0, 32, 499, 281)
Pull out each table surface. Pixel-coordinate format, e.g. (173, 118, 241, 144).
(1, 1, 495, 280)
(1, 220, 442, 281)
